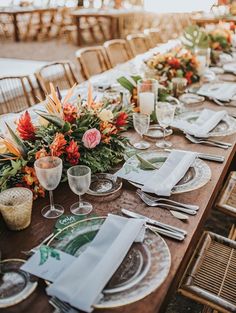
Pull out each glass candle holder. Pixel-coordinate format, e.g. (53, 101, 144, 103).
(194, 47, 211, 74)
(171, 77, 188, 98)
(0, 187, 33, 231)
(137, 79, 158, 115)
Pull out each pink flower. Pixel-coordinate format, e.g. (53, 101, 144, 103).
(82, 128, 101, 149)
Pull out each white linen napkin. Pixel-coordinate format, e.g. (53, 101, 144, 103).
(196, 82, 236, 102)
(141, 150, 197, 196)
(172, 109, 227, 138)
(46, 214, 145, 313)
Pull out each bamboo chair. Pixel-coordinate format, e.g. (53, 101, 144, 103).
(103, 39, 133, 67)
(35, 61, 79, 95)
(75, 46, 110, 80)
(178, 231, 236, 313)
(0, 76, 36, 114)
(126, 33, 150, 56)
(178, 172, 236, 313)
(143, 28, 161, 48)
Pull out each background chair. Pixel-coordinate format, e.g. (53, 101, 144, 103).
(0, 76, 36, 114)
(143, 28, 161, 48)
(103, 39, 133, 67)
(75, 46, 110, 80)
(35, 61, 79, 94)
(126, 33, 150, 56)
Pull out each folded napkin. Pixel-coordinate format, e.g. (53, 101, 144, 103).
(172, 109, 227, 138)
(141, 150, 196, 196)
(197, 82, 236, 102)
(46, 214, 145, 313)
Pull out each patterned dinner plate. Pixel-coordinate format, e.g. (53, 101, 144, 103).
(47, 217, 171, 308)
(127, 151, 211, 194)
(0, 259, 38, 308)
(176, 110, 236, 137)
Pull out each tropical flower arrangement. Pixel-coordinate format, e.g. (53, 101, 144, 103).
(145, 46, 200, 86)
(0, 84, 132, 198)
(208, 27, 233, 52)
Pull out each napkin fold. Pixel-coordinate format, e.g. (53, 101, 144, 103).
(197, 82, 236, 102)
(172, 109, 227, 138)
(141, 150, 196, 196)
(46, 214, 145, 313)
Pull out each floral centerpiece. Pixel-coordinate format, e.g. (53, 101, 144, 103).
(209, 27, 232, 52)
(0, 84, 132, 198)
(145, 46, 200, 86)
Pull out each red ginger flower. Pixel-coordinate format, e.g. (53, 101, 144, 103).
(17, 111, 36, 141)
(167, 57, 180, 69)
(50, 133, 67, 157)
(63, 103, 78, 123)
(185, 71, 193, 84)
(66, 140, 80, 165)
(116, 112, 128, 128)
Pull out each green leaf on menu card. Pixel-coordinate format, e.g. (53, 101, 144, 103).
(39, 245, 60, 265)
(136, 155, 166, 170)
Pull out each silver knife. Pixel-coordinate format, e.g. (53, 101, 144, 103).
(146, 225, 185, 241)
(122, 209, 187, 236)
(164, 149, 225, 163)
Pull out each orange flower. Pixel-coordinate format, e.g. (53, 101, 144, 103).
(185, 71, 193, 84)
(66, 140, 80, 165)
(35, 148, 48, 160)
(100, 121, 117, 144)
(17, 111, 36, 141)
(3, 138, 21, 157)
(167, 57, 180, 69)
(22, 166, 38, 186)
(50, 133, 66, 157)
(63, 103, 78, 123)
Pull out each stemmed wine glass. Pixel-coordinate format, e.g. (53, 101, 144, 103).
(34, 156, 64, 219)
(132, 112, 150, 150)
(67, 165, 93, 216)
(156, 102, 175, 148)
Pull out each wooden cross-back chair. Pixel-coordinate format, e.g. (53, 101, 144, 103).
(35, 61, 79, 94)
(126, 33, 150, 56)
(143, 28, 161, 48)
(103, 39, 133, 67)
(75, 46, 110, 81)
(0, 76, 36, 114)
(179, 171, 236, 313)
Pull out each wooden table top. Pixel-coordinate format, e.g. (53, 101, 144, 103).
(1, 94, 236, 312)
(192, 15, 236, 24)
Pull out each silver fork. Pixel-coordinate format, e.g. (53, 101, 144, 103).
(49, 297, 79, 313)
(137, 191, 197, 215)
(137, 189, 199, 211)
(185, 134, 229, 149)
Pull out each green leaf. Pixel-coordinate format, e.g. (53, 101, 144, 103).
(136, 154, 157, 170)
(5, 123, 28, 157)
(39, 245, 61, 265)
(117, 77, 134, 93)
(36, 111, 65, 128)
(181, 25, 209, 50)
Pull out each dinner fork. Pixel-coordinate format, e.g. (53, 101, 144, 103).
(136, 190, 197, 215)
(137, 189, 199, 211)
(185, 134, 229, 149)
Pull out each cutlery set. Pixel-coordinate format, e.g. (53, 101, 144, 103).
(185, 134, 231, 150)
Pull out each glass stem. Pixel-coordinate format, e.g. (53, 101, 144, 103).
(49, 190, 55, 211)
(163, 127, 166, 143)
(79, 194, 82, 206)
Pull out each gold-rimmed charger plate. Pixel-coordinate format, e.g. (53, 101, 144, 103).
(127, 151, 211, 194)
(47, 217, 171, 308)
(0, 259, 38, 308)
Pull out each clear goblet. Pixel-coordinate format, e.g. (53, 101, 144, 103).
(67, 165, 93, 216)
(34, 156, 64, 219)
(132, 112, 150, 150)
(156, 102, 175, 148)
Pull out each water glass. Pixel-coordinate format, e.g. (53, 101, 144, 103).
(194, 47, 211, 74)
(34, 156, 64, 219)
(67, 165, 93, 216)
(133, 112, 150, 150)
(0, 187, 33, 231)
(156, 102, 175, 148)
(137, 79, 158, 115)
(172, 77, 188, 98)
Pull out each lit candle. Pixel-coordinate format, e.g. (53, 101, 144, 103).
(139, 92, 155, 115)
(197, 55, 206, 75)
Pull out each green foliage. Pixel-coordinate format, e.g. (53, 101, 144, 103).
(181, 25, 210, 50)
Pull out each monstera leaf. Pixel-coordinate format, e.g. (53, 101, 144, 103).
(181, 25, 210, 50)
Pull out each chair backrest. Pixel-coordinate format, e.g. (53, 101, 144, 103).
(144, 28, 161, 48)
(35, 61, 78, 94)
(75, 46, 110, 80)
(103, 39, 133, 68)
(126, 33, 150, 56)
(0, 76, 35, 114)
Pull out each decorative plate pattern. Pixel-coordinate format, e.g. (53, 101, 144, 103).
(0, 259, 38, 308)
(48, 217, 171, 308)
(127, 151, 211, 194)
(176, 110, 236, 137)
(87, 173, 122, 197)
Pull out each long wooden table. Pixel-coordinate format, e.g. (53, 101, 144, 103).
(0, 6, 57, 42)
(192, 14, 236, 26)
(1, 95, 236, 312)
